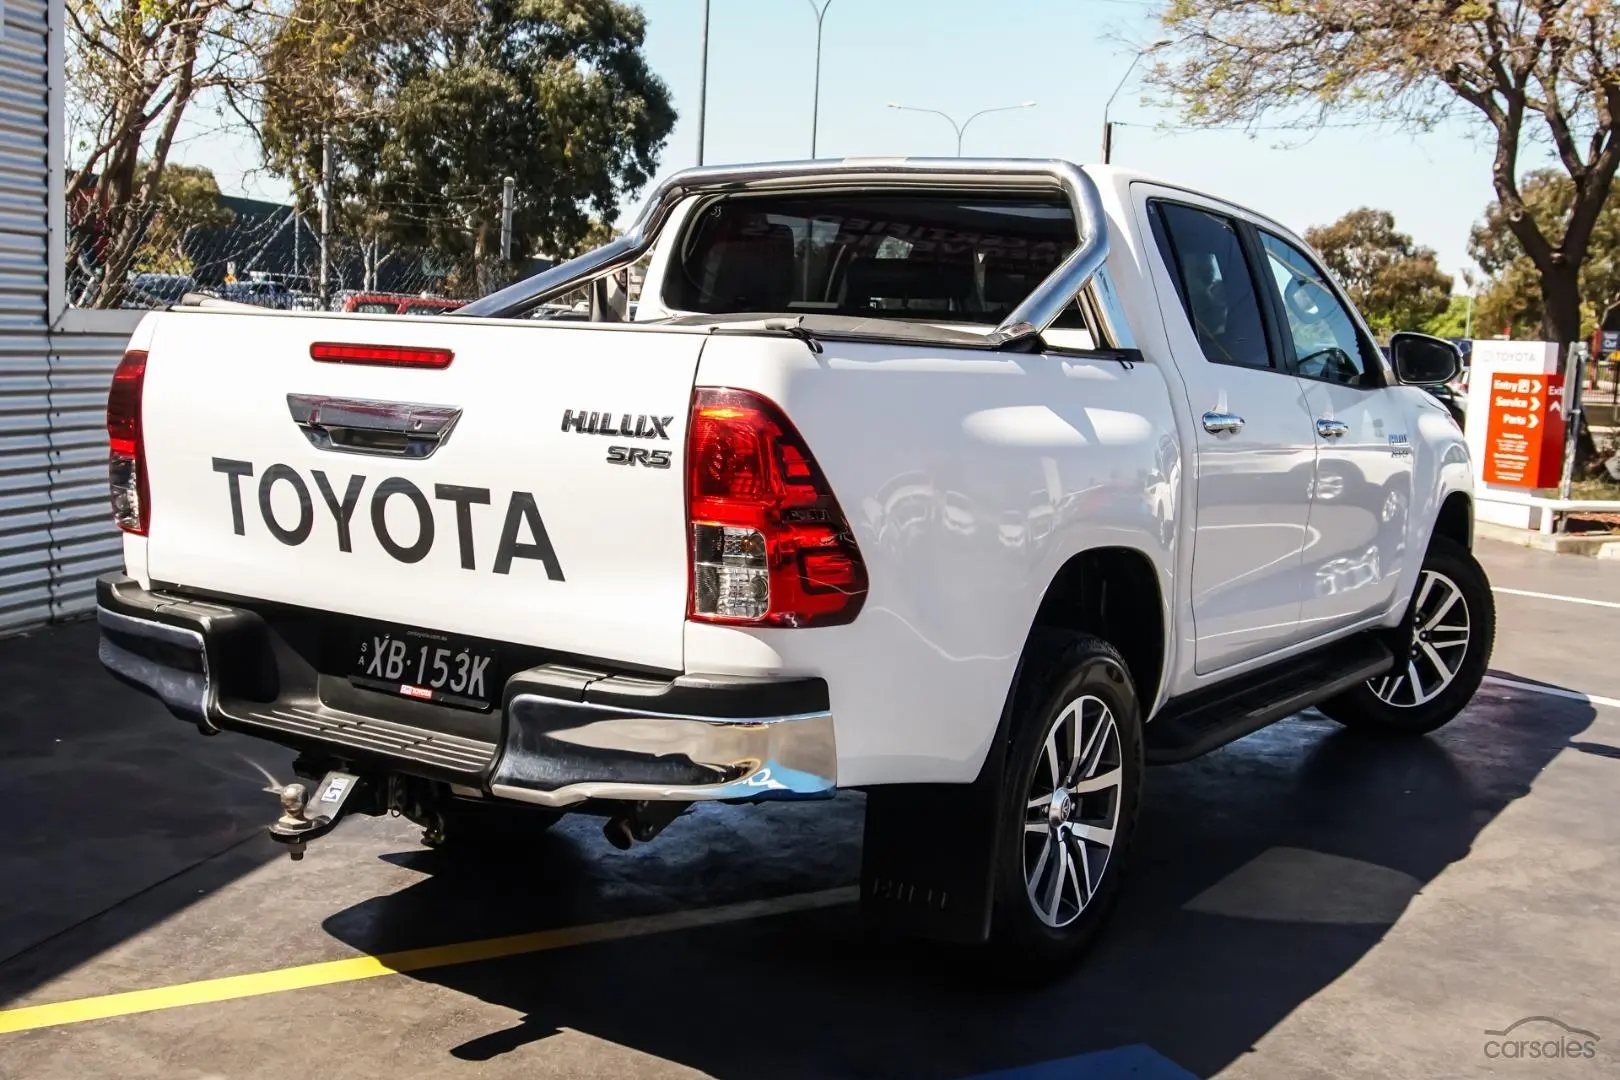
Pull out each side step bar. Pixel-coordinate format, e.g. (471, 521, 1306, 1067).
(1145, 634, 1395, 765)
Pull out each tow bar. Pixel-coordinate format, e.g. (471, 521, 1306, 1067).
(267, 771, 362, 860)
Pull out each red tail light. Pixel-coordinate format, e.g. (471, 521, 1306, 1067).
(107, 349, 150, 535)
(686, 387, 867, 627)
(310, 342, 453, 368)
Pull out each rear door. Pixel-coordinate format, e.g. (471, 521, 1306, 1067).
(1136, 189, 1320, 673)
(140, 311, 704, 672)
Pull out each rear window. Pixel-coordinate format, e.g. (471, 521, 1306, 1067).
(352, 302, 397, 314)
(664, 193, 1083, 325)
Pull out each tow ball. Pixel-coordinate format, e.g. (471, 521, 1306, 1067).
(267, 771, 361, 860)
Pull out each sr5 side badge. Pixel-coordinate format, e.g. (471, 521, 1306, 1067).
(606, 446, 672, 469)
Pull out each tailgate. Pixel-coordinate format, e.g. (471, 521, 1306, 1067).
(140, 311, 703, 672)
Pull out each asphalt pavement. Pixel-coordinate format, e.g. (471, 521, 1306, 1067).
(0, 539, 1615, 1079)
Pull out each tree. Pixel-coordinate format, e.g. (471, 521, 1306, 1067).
(66, 0, 263, 306)
(130, 164, 236, 274)
(1150, 0, 1620, 347)
(1305, 208, 1454, 335)
(1469, 169, 1620, 336)
(260, 0, 675, 294)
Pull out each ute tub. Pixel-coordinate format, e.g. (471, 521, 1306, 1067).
(95, 573, 836, 806)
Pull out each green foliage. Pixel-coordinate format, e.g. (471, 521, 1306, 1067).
(65, 0, 265, 305)
(1150, 1, 1620, 342)
(260, 0, 675, 282)
(1468, 170, 1620, 339)
(1304, 208, 1452, 336)
(1421, 294, 1472, 339)
(129, 163, 235, 274)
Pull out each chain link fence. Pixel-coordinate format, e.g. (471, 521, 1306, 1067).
(67, 191, 553, 314)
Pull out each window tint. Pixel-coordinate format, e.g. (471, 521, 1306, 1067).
(1259, 232, 1372, 386)
(664, 193, 1086, 327)
(1152, 203, 1272, 370)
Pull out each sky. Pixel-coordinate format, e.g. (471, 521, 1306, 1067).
(167, 0, 1559, 287)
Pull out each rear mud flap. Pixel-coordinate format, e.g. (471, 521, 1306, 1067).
(860, 735, 1010, 945)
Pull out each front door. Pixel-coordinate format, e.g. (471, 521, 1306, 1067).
(1253, 229, 1414, 637)
(1139, 192, 1320, 674)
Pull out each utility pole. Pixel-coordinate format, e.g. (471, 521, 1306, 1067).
(807, 0, 833, 157)
(318, 133, 332, 308)
(500, 176, 515, 262)
(697, 0, 710, 165)
(1102, 39, 1171, 164)
(1559, 342, 1588, 501)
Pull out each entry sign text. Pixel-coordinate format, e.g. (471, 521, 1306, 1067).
(1483, 372, 1565, 488)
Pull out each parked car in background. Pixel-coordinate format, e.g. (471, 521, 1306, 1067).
(220, 279, 295, 309)
(1426, 381, 1468, 427)
(529, 303, 590, 321)
(342, 292, 463, 316)
(122, 273, 196, 308)
(1382, 343, 1466, 427)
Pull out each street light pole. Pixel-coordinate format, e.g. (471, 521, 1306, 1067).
(696, 0, 710, 165)
(807, 0, 833, 158)
(886, 101, 1037, 156)
(1102, 39, 1172, 164)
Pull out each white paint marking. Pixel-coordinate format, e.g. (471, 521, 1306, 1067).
(1492, 586, 1620, 611)
(1483, 674, 1620, 711)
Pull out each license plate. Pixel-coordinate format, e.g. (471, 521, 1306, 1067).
(350, 625, 498, 710)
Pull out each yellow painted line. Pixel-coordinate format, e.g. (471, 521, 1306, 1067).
(0, 885, 857, 1036)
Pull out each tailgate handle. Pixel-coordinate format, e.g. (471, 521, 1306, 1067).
(286, 394, 462, 459)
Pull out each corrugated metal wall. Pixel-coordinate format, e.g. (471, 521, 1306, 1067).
(50, 332, 125, 621)
(0, 0, 125, 634)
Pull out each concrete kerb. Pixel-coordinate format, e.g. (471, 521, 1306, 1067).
(1476, 520, 1620, 558)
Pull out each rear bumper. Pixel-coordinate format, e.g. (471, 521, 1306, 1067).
(96, 574, 835, 807)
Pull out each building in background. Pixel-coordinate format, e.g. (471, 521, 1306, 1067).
(0, 0, 140, 632)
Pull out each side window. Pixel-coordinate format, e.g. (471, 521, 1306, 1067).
(1150, 202, 1273, 371)
(1258, 232, 1376, 387)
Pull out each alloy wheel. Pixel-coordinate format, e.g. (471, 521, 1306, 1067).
(1370, 569, 1471, 708)
(1022, 694, 1123, 928)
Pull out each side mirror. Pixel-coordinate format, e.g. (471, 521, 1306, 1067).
(1389, 331, 1462, 386)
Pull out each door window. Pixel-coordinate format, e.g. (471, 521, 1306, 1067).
(1258, 232, 1376, 387)
(1150, 202, 1273, 371)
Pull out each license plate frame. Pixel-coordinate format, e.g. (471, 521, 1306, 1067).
(349, 623, 500, 711)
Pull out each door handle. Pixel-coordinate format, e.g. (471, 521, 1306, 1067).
(1202, 411, 1245, 435)
(287, 394, 462, 458)
(1316, 418, 1350, 439)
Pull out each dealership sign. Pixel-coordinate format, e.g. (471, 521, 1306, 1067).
(1482, 371, 1565, 488)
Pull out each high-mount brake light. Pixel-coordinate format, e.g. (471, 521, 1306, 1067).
(107, 349, 150, 535)
(686, 387, 867, 627)
(309, 342, 454, 368)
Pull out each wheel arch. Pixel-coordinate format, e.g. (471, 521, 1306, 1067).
(1024, 545, 1167, 715)
(1434, 490, 1473, 551)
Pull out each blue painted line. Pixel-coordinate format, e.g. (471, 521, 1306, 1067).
(961, 1044, 1201, 1080)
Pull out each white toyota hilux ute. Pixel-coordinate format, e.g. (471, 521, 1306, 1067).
(98, 159, 1493, 969)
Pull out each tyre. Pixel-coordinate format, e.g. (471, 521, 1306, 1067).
(990, 631, 1144, 976)
(422, 798, 564, 850)
(1318, 536, 1495, 736)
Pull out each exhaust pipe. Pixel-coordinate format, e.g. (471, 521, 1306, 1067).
(603, 800, 689, 850)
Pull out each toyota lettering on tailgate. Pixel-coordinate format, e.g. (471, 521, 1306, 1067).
(210, 458, 564, 578)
